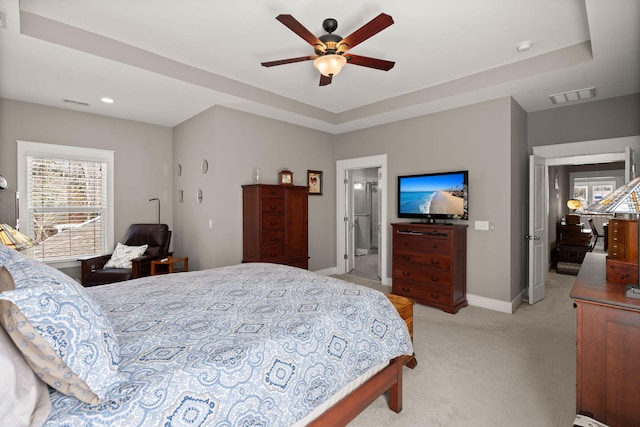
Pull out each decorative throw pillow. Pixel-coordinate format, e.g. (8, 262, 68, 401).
(103, 242, 148, 269)
(0, 246, 123, 404)
(0, 321, 51, 427)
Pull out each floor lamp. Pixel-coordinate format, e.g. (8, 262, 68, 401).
(585, 176, 640, 298)
(149, 198, 161, 224)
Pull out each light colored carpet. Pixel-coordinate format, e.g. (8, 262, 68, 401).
(333, 271, 577, 427)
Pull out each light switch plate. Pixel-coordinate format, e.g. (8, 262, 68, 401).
(475, 220, 489, 231)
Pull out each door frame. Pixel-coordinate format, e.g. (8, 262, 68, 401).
(336, 154, 388, 284)
(530, 136, 640, 302)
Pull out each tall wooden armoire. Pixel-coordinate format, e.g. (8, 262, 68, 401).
(242, 184, 309, 269)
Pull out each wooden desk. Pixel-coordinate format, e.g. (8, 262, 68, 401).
(151, 256, 188, 275)
(570, 253, 640, 426)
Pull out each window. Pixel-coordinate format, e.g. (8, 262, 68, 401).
(17, 141, 114, 265)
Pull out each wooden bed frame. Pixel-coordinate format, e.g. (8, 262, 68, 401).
(307, 357, 403, 426)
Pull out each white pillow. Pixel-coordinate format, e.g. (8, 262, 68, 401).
(0, 303, 52, 427)
(104, 242, 148, 269)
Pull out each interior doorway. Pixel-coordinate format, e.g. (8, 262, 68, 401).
(336, 155, 388, 284)
(352, 169, 381, 281)
(529, 136, 640, 302)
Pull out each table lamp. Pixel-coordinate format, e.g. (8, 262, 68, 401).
(585, 176, 640, 298)
(0, 223, 36, 251)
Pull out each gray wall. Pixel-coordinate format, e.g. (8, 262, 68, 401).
(510, 99, 528, 301)
(334, 97, 522, 304)
(171, 106, 336, 271)
(528, 93, 640, 148)
(0, 98, 173, 243)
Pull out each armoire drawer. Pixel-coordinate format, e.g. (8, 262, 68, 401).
(261, 215, 285, 231)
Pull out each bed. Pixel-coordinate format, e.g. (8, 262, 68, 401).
(0, 244, 413, 427)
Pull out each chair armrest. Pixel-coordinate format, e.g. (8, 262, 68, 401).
(79, 254, 112, 285)
(131, 252, 174, 278)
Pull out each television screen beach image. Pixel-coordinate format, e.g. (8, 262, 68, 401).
(398, 171, 468, 219)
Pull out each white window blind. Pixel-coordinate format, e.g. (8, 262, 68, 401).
(17, 141, 114, 264)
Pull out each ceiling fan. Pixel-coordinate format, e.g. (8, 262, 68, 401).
(261, 13, 395, 86)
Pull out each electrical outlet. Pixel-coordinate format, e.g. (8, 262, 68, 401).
(208, 219, 213, 229)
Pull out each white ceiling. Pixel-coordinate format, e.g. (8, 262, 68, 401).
(1, 0, 638, 134)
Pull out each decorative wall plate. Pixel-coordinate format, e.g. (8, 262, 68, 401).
(201, 159, 208, 174)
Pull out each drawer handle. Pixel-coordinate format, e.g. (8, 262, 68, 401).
(431, 277, 440, 283)
(402, 287, 410, 292)
(269, 253, 278, 257)
(402, 255, 411, 261)
(402, 271, 411, 277)
(270, 236, 278, 241)
(430, 293, 440, 299)
(430, 260, 440, 266)
(270, 220, 278, 226)
(432, 245, 439, 249)
(269, 205, 278, 210)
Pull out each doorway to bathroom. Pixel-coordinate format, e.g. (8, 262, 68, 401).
(336, 154, 388, 284)
(352, 169, 381, 281)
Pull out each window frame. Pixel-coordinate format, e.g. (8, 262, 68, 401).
(17, 140, 114, 268)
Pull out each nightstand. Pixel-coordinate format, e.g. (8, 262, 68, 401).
(386, 293, 417, 368)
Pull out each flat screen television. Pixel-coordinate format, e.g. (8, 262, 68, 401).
(397, 170, 468, 221)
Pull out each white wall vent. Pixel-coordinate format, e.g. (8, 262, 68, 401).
(61, 98, 91, 107)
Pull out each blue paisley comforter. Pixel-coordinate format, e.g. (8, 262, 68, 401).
(44, 263, 412, 426)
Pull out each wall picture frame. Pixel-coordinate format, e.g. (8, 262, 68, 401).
(307, 170, 323, 195)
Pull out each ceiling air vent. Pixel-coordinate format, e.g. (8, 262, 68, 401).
(549, 87, 596, 105)
(62, 98, 91, 107)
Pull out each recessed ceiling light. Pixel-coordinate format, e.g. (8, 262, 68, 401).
(516, 41, 532, 53)
(101, 97, 114, 104)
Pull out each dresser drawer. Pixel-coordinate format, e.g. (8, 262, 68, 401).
(261, 197, 284, 214)
(393, 264, 451, 287)
(393, 280, 451, 307)
(609, 243, 626, 259)
(261, 231, 284, 247)
(260, 245, 286, 260)
(393, 252, 451, 270)
(261, 215, 285, 231)
(394, 233, 451, 254)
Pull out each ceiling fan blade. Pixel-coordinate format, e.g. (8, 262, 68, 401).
(319, 74, 332, 86)
(345, 54, 395, 71)
(338, 13, 394, 52)
(261, 56, 317, 67)
(276, 14, 324, 50)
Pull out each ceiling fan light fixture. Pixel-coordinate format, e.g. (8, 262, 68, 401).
(313, 54, 347, 77)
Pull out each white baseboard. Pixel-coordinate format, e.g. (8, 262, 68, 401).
(313, 267, 339, 276)
(467, 292, 523, 314)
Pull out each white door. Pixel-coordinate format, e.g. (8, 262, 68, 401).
(336, 155, 388, 282)
(625, 146, 638, 181)
(528, 155, 547, 304)
(346, 172, 355, 273)
(377, 169, 383, 279)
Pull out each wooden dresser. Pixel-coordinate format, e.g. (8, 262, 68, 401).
(242, 184, 308, 269)
(391, 223, 467, 314)
(570, 252, 640, 426)
(606, 218, 638, 284)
